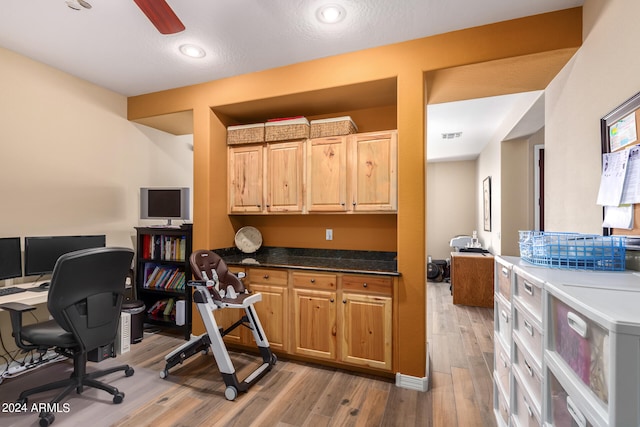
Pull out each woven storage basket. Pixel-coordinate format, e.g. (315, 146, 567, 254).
(227, 123, 265, 145)
(265, 117, 309, 142)
(310, 116, 358, 138)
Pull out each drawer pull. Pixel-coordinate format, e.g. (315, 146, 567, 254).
(524, 358, 533, 377)
(500, 352, 508, 368)
(523, 281, 534, 296)
(523, 319, 534, 336)
(501, 267, 509, 277)
(363, 283, 368, 288)
(310, 278, 315, 283)
(263, 274, 269, 279)
(567, 312, 588, 338)
(501, 310, 509, 323)
(524, 397, 533, 418)
(566, 396, 587, 427)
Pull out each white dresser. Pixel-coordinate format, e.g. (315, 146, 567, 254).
(493, 256, 640, 427)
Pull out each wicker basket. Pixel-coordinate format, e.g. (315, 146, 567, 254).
(310, 116, 358, 138)
(227, 123, 265, 145)
(265, 117, 309, 142)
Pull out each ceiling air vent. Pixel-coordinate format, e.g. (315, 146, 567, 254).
(441, 132, 462, 140)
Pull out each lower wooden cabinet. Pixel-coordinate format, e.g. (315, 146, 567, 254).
(221, 266, 395, 373)
(340, 292, 392, 370)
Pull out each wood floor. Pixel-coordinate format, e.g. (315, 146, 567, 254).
(3, 280, 496, 427)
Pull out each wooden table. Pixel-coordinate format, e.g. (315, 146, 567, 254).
(450, 252, 494, 308)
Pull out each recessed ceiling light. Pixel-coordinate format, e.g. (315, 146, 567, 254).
(179, 44, 206, 59)
(316, 4, 346, 24)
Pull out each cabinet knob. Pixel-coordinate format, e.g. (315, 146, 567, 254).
(343, 299, 347, 304)
(310, 278, 315, 283)
(266, 204, 270, 207)
(341, 202, 345, 206)
(362, 283, 368, 288)
(352, 202, 356, 206)
(263, 274, 269, 279)
(330, 298, 335, 303)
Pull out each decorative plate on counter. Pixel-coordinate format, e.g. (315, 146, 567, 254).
(234, 226, 263, 253)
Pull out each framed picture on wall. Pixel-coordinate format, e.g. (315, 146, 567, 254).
(483, 176, 491, 231)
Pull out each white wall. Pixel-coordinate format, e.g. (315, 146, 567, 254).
(0, 46, 193, 277)
(426, 160, 476, 260)
(545, 1, 640, 232)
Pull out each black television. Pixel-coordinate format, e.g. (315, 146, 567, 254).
(140, 187, 190, 226)
(0, 237, 22, 280)
(24, 235, 106, 276)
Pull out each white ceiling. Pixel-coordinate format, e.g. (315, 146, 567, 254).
(0, 0, 582, 159)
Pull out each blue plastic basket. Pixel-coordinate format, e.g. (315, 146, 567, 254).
(518, 231, 626, 271)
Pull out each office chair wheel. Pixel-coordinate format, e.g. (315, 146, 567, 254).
(159, 369, 168, 379)
(224, 385, 238, 401)
(39, 412, 54, 427)
(113, 391, 125, 404)
(125, 367, 135, 377)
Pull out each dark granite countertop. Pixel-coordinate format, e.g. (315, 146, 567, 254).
(214, 247, 399, 276)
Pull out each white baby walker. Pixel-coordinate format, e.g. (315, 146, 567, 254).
(160, 250, 276, 401)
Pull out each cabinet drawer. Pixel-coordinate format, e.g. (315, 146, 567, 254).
(513, 302, 543, 362)
(495, 335, 511, 397)
(513, 372, 542, 427)
(514, 270, 543, 321)
(495, 258, 512, 301)
(292, 272, 337, 290)
(549, 294, 609, 405)
(342, 275, 392, 295)
(249, 268, 288, 286)
(548, 368, 598, 427)
(495, 382, 510, 426)
(495, 294, 511, 347)
(513, 338, 542, 412)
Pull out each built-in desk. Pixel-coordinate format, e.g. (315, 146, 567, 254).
(0, 282, 49, 308)
(450, 251, 494, 307)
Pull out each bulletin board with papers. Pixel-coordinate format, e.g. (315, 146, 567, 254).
(600, 91, 640, 239)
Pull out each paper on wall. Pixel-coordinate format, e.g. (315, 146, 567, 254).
(609, 112, 638, 152)
(602, 204, 634, 229)
(597, 149, 630, 206)
(621, 145, 640, 204)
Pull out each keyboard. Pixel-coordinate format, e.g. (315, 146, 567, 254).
(0, 286, 27, 297)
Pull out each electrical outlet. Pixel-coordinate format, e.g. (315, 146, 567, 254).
(326, 229, 333, 240)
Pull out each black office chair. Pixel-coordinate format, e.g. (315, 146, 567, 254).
(0, 247, 135, 427)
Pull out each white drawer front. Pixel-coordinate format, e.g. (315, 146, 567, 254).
(513, 374, 542, 427)
(496, 259, 512, 301)
(495, 295, 511, 347)
(513, 339, 542, 410)
(514, 271, 543, 321)
(513, 303, 543, 361)
(549, 295, 609, 406)
(495, 335, 511, 397)
(548, 368, 597, 427)
(495, 382, 510, 425)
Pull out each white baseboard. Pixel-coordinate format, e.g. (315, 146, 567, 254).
(395, 342, 431, 392)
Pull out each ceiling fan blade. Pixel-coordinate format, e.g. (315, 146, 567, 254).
(134, 0, 185, 35)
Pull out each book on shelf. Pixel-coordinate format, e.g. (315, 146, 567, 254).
(142, 263, 184, 290)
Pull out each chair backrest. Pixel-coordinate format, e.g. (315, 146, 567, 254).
(189, 250, 245, 293)
(47, 247, 134, 352)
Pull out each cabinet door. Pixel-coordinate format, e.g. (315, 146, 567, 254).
(267, 140, 304, 212)
(293, 288, 336, 360)
(228, 145, 264, 213)
(349, 131, 397, 212)
(248, 283, 288, 352)
(340, 292, 392, 370)
(307, 136, 348, 212)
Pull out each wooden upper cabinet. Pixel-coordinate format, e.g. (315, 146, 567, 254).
(228, 145, 264, 213)
(349, 131, 397, 212)
(307, 136, 348, 212)
(266, 140, 304, 213)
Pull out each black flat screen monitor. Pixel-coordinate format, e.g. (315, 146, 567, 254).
(0, 237, 22, 280)
(24, 235, 106, 276)
(140, 187, 190, 226)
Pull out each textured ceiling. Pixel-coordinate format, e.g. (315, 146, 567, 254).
(0, 0, 582, 97)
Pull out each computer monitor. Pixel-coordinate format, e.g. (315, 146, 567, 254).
(140, 187, 190, 226)
(0, 237, 22, 280)
(24, 235, 106, 276)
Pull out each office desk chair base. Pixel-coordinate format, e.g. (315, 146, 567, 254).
(161, 282, 276, 400)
